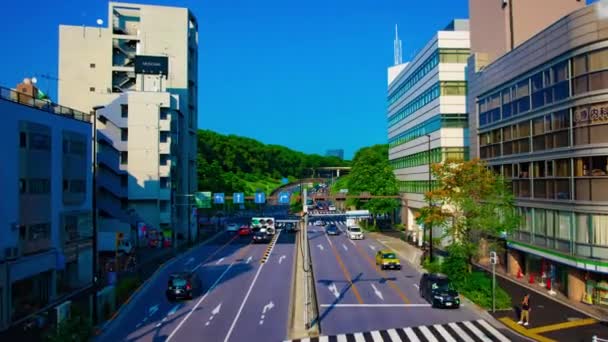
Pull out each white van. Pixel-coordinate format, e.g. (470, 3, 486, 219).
(347, 226, 364, 240)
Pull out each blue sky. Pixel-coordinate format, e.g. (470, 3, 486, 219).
(2, 0, 470, 159)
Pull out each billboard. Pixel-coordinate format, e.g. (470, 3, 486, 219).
(195, 192, 212, 208)
(134, 55, 169, 76)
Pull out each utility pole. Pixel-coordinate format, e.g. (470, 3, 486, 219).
(427, 134, 433, 262)
(490, 251, 498, 313)
(91, 105, 105, 325)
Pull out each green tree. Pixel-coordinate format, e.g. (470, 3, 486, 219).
(417, 158, 520, 263)
(347, 144, 399, 224)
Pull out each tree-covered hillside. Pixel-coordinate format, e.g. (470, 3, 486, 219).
(196, 130, 349, 193)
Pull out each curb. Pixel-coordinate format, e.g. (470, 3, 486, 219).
(95, 231, 225, 339)
(475, 262, 608, 322)
(286, 229, 300, 340)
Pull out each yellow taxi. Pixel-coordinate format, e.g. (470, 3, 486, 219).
(375, 250, 401, 270)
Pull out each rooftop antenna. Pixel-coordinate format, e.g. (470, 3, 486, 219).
(394, 24, 403, 65)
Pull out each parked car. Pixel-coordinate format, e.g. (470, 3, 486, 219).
(238, 225, 252, 236)
(226, 223, 239, 233)
(419, 273, 460, 308)
(314, 220, 324, 226)
(375, 250, 401, 270)
(252, 231, 272, 243)
(325, 224, 340, 236)
(347, 226, 364, 240)
(166, 271, 202, 301)
(328, 205, 337, 211)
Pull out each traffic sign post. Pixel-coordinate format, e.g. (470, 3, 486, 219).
(213, 193, 225, 204)
(278, 191, 290, 204)
(233, 192, 244, 204)
(255, 192, 266, 204)
(490, 251, 498, 313)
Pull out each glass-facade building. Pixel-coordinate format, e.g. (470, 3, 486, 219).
(387, 19, 470, 245)
(469, 3, 608, 306)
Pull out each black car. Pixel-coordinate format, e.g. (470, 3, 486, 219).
(166, 272, 202, 301)
(325, 224, 339, 235)
(419, 273, 460, 308)
(252, 230, 272, 243)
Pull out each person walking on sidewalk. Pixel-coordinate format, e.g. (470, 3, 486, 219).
(518, 293, 531, 326)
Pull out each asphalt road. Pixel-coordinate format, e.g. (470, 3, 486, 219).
(307, 217, 511, 337)
(98, 219, 296, 342)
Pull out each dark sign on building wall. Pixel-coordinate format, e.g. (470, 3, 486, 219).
(134, 55, 169, 76)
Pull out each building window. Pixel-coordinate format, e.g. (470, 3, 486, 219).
(121, 174, 128, 187)
(19, 132, 27, 148)
(160, 177, 170, 189)
(89, 87, 95, 92)
(121, 104, 128, 118)
(70, 180, 86, 193)
(19, 179, 26, 193)
(160, 200, 170, 212)
(388, 83, 441, 127)
(29, 179, 50, 194)
(68, 140, 87, 156)
(90, 63, 96, 68)
(121, 128, 128, 141)
(120, 151, 128, 165)
(63, 179, 69, 191)
(28, 223, 51, 241)
(160, 108, 169, 120)
(29, 133, 51, 150)
(160, 154, 170, 165)
(440, 81, 467, 96)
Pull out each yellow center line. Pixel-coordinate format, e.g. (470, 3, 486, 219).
(327, 239, 364, 304)
(528, 318, 598, 334)
(499, 317, 556, 342)
(351, 242, 411, 304)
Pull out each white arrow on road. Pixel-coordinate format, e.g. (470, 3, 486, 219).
(328, 283, 340, 298)
(317, 244, 324, 251)
(184, 257, 195, 265)
(259, 301, 275, 325)
(371, 284, 384, 301)
(216, 257, 225, 265)
(278, 255, 286, 264)
(246, 256, 252, 264)
(205, 303, 222, 326)
(369, 245, 377, 251)
(342, 243, 348, 251)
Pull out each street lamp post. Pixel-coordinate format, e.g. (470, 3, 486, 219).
(426, 134, 434, 263)
(91, 105, 104, 325)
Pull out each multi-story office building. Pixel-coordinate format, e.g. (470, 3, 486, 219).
(468, 2, 608, 306)
(387, 20, 470, 245)
(58, 2, 199, 244)
(326, 149, 345, 160)
(0, 80, 93, 331)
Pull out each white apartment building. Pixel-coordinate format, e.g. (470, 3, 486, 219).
(58, 2, 199, 244)
(387, 20, 470, 245)
(0, 81, 93, 333)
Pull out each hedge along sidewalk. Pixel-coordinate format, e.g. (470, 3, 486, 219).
(95, 230, 225, 338)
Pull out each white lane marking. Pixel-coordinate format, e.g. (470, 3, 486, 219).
(215, 257, 225, 265)
(204, 303, 222, 326)
(319, 336, 329, 342)
(414, 284, 419, 289)
(148, 304, 159, 316)
(370, 330, 383, 341)
(167, 304, 181, 316)
(223, 231, 281, 342)
(369, 245, 376, 251)
(476, 319, 511, 342)
(337, 334, 348, 342)
(433, 324, 457, 342)
(387, 329, 403, 341)
(348, 238, 356, 246)
(342, 243, 348, 251)
(191, 262, 203, 272)
(258, 301, 275, 325)
(419, 326, 439, 342)
(317, 244, 324, 251)
(166, 263, 235, 341)
(463, 321, 492, 342)
(320, 303, 431, 307)
(136, 322, 142, 328)
(403, 327, 420, 342)
(155, 316, 168, 328)
(354, 332, 366, 342)
(246, 256, 252, 264)
(448, 322, 475, 342)
(278, 255, 286, 264)
(184, 257, 195, 265)
(371, 284, 384, 301)
(328, 283, 340, 298)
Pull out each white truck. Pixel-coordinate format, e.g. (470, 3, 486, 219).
(251, 217, 276, 235)
(97, 231, 133, 254)
(346, 218, 357, 228)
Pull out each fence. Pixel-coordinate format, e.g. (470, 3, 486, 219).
(0, 86, 91, 123)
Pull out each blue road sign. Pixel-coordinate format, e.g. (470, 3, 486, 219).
(281, 177, 289, 184)
(278, 191, 290, 204)
(213, 193, 225, 204)
(254, 192, 266, 204)
(233, 192, 244, 204)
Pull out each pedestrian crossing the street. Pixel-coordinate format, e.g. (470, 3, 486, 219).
(284, 319, 511, 342)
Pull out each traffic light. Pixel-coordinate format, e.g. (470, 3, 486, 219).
(489, 251, 498, 265)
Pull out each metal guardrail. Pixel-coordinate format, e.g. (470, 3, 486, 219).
(593, 336, 608, 342)
(0, 86, 91, 123)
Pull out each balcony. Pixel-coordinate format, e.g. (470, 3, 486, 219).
(159, 142, 171, 154)
(159, 119, 171, 132)
(20, 238, 52, 256)
(112, 6, 141, 36)
(159, 164, 171, 177)
(113, 39, 137, 67)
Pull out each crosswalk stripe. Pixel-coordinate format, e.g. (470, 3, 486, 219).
(387, 329, 403, 342)
(462, 321, 492, 342)
(403, 327, 420, 342)
(300, 339, 310, 342)
(354, 332, 366, 342)
(370, 330, 383, 341)
(448, 322, 475, 342)
(432, 324, 457, 342)
(418, 326, 439, 342)
(476, 319, 511, 342)
(336, 334, 347, 342)
(318, 336, 329, 342)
